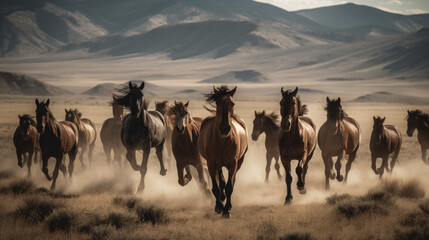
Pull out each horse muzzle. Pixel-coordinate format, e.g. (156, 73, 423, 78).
(251, 133, 259, 141)
(407, 130, 414, 137)
(281, 121, 291, 132)
(176, 126, 185, 134)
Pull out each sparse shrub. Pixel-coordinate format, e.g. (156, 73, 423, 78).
(46, 209, 77, 232)
(279, 232, 316, 240)
(379, 178, 425, 199)
(14, 196, 63, 223)
(326, 193, 352, 205)
(91, 224, 115, 240)
(256, 221, 277, 240)
(0, 170, 14, 179)
(112, 196, 141, 211)
(105, 212, 135, 229)
(360, 191, 393, 205)
(400, 212, 428, 228)
(394, 226, 429, 240)
(336, 199, 388, 219)
(136, 204, 169, 225)
(419, 199, 429, 215)
(9, 179, 35, 195)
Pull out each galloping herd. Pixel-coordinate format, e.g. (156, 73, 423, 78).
(13, 82, 429, 218)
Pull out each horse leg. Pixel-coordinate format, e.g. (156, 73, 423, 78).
(79, 145, 87, 169)
(104, 145, 112, 165)
(34, 147, 39, 164)
(16, 149, 23, 168)
(50, 156, 62, 191)
(274, 155, 282, 180)
(27, 151, 33, 178)
(177, 162, 189, 186)
(68, 146, 78, 178)
(421, 146, 428, 165)
(155, 144, 167, 176)
(126, 149, 140, 171)
(281, 156, 293, 204)
(322, 152, 334, 190)
(209, 167, 223, 214)
(195, 162, 210, 197)
(41, 152, 52, 181)
(137, 149, 150, 192)
(345, 149, 357, 183)
(335, 150, 346, 182)
(296, 152, 308, 194)
(265, 152, 272, 183)
(371, 152, 379, 175)
(88, 142, 95, 165)
(377, 155, 389, 179)
(390, 148, 400, 173)
(218, 169, 226, 202)
(222, 166, 237, 218)
(113, 148, 122, 167)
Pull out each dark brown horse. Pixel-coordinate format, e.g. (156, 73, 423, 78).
(198, 86, 248, 218)
(370, 116, 401, 178)
(407, 110, 429, 165)
(13, 114, 39, 177)
(35, 99, 79, 190)
(318, 97, 360, 190)
(167, 101, 210, 196)
(100, 100, 125, 165)
(114, 82, 167, 192)
(155, 100, 174, 168)
(278, 87, 316, 204)
(65, 109, 96, 167)
(251, 111, 282, 182)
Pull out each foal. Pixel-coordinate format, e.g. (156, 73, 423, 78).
(370, 116, 401, 178)
(251, 111, 281, 182)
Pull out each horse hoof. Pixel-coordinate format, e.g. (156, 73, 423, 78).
(330, 172, 336, 180)
(222, 211, 231, 218)
(160, 169, 167, 176)
(299, 188, 307, 195)
(185, 174, 192, 182)
(337, 175, 344, 182)
(284, 197, 293, 205)
(215, 205, 222, 214)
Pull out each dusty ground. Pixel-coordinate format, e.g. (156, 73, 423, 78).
(0, 95, 428, 240)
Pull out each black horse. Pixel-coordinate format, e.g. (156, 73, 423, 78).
(114, 82, 167, 192)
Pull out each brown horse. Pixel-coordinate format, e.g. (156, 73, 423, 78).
(318, 97, 360, 190)
(13, 114, 40, 177)
(35, 99, 79, 190)
(167, 101, 210, 196)
(370, 116, 401, 178)
(100, 100, 125, 165)
(406, 110, 429, 165)
(278, 87, 316, 204)
(251, 111, 282, 182)
(155, 100, 174, 168)
(198, 86, 248, 218)
(65, 109, 97, 167)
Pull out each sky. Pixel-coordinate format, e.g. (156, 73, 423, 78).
(254, 0, 429, 14)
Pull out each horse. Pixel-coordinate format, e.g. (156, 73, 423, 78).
(167, 101, 210, 196)
(155, 100, 174, 168)
(13, 114, 40, 177)
(114, 81, 167, 192)
(278, 87, 316, 204)
(370, 116, 401, 178)
(100, 100, 126, 165)
(35, 99, 79, 190)
(198, 86, 248, 218)
(406, 110, 429, 165)
(318, 97, 360, 190)
(251, 111, 282, 182)
(65, 108, 97, 167)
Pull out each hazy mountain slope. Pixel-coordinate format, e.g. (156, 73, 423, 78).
(408, 14, 429, 27)
(200, 70, 269, 83)
(351, 91, 429, 104)
(296, 3, 423, 34)
(0, 71, 72, 95)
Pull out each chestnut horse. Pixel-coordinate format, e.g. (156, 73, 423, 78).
(406, 110, 429, 165)
(251, 111, 282, 182)
(198, 86, 248, 218)
(318, 97, 360, 190)
(370, 116, 401, 178)
(114, 82, 167, 192)
(155, 100, 174, 168)
(13, 114, 40, 177)
(167, 101, 210, 196)
(278, 87, 316, 204)
(100, 100, 125, 165)
(65, 109, 97, 167)
(35, 99, 79, 190)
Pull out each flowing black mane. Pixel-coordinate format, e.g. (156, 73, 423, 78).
(324, 99, 347, 120)
(408, 110, 429, 124)
(155, 100, 169, 115)
(264, 112, 279, 124)
(204, 85, 231, 103)
(21, 114, 36, 126)
(281, 89, 308, 116)
(113, 84, 134, 107)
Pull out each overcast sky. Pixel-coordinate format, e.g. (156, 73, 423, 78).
(255, 0, 429, 14)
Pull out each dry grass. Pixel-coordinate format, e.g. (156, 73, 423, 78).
(13, 196, 63, 223)
(46, 209, 77, 232)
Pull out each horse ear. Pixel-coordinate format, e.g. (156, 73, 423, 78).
(262, 110, 265, 115)
(337, 97, 341, 104)
(46, 99, 50, 106)
(174, 100, 177, 105)
(326, 97, 330, 103)
(291, 87, 298, 96)
(35, 99, 39, 106)
(65, 109, 68, 113)
(18, 115, 22, 120)
(138, 81, 145, 90)
(407, 110, 410, 114)
(281, 87, 285, 95)
(128, 81, 133, 89)
(254, 110, 257, 116)
(213, 86, 218, 94)
(229, 86, 237, 96)
(184, 101, 189, 107)
(78, 112, 82, 118)
(382, 117, 386, 123)
(373, 116, 376, 122)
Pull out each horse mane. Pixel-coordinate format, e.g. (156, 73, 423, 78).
(324, 101, 347, 120)
(155, 101, 169, 115)
(264, 112, 279, 124)
(112, 83, 139, 107)
(296, 96, 308, 116)
(408, 110, 429, 124)
(204, 85, 231, 103)
(21, 114, 36, 126)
